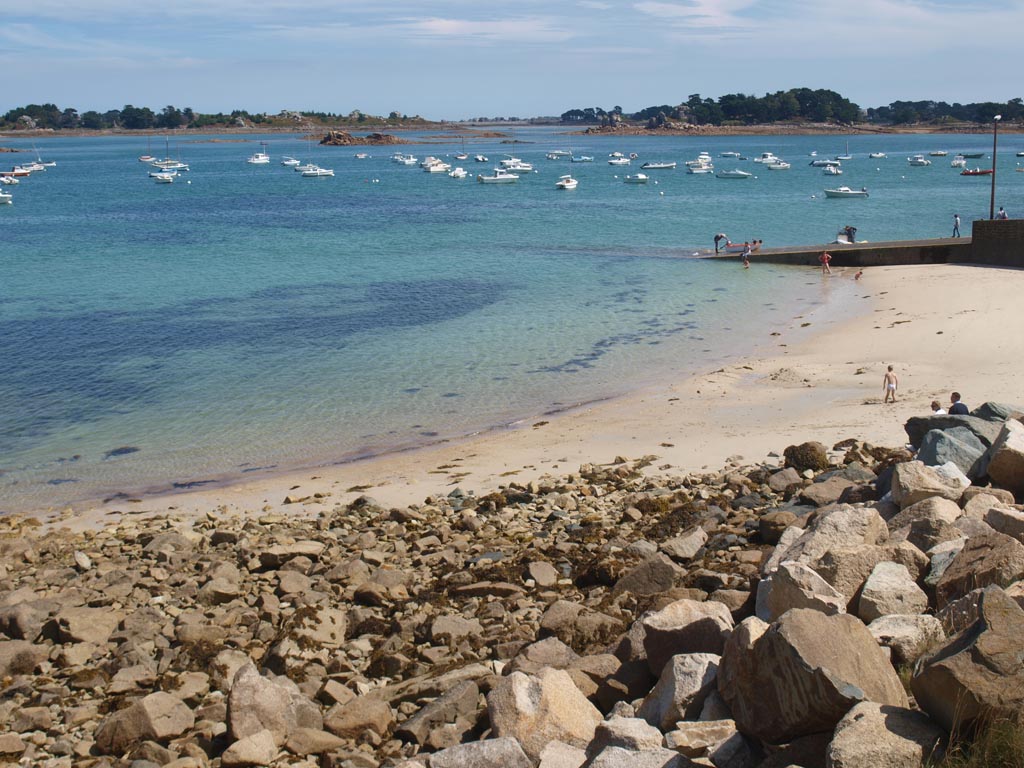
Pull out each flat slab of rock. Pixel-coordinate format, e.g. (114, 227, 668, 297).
(890, 461, 968, 509)
(94, 691, 196, 755)
(718, 610, 908, 744)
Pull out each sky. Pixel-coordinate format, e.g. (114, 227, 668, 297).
(2, 0, 1022, 120)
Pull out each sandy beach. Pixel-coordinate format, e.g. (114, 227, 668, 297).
(30, 262, 1022, 532)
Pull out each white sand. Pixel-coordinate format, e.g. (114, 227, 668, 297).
(35, 263, 1023, 532)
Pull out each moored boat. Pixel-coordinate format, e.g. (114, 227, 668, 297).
(961, 152, 984, 159)
(0, 190, 12, 204)
(608, 157, 630, 166)
(767, 161, 791, 170)
(623, 173, 648, 184)
(448, 167, 468, 179)
(641, 161, 676, 170)
(908, 155, 932, 166)
(246, 144, 270, 164)
(477, 168, 519, 183)
(555, 174, 578, 190)
(929, 150, 948, 157)
(868, 152, 887, 159)
(951, 155, 967, 167)
(823, 186, 869, 198)
(716, 169, 753, 178)
(960, 168, 993, 176)
(301, 166, 335, 177)
(281, 156, 301, 167)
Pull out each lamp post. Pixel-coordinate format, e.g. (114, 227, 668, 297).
(989, 114, 1002, 219)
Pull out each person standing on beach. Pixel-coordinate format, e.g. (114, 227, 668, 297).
(714, 233, 727, 253)
(819, 251, 832, 275)
(952, 213, 961, 237)
(883, 365, 898, 403)
(949, 392, 969, 415)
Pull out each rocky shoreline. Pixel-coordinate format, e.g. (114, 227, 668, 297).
(2, 404, 1024, 767)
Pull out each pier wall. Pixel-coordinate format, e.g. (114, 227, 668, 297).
(713, 220, 1024, 269)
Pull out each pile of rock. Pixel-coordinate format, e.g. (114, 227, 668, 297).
(319, 132, 403, 146)
(2, 403, 1023, 767)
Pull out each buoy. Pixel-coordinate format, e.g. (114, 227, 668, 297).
(659, 191, 664, 196)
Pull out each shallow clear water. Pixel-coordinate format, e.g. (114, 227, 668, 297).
(1, 128, 1020, 511)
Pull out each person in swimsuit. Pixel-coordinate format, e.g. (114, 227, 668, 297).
(883, 365, 898, 403)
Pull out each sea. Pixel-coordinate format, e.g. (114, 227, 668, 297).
(1, 128, 1020, 513)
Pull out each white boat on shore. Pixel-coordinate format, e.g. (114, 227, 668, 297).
(555, 174, 578, 190)
(823, 186, 869, 198)
(623, 173, 648, 184)
(477, 168, 519, 183)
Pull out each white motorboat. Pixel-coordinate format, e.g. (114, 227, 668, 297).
(247, 145, 270, 164)
(641, 161, 676, 170)
(281, 156, 301, 167)
(424, 162, 452, 173)
(908, 155, 932, 166)
(0, 176, 18, 185)
(823, 186, 869, 198)
(138, 155, 155, 163)
(555, 174, 578, 190)
(868, 152, 887, 159)
(474, 155, 489, 163)
(151, 160, 189, 171)
(0, 190, 12, 203)
(546, 150, 572, 160)
(153, 173, 175, 184)
(719, 151, 741, 158)
(929, 150, 948, 157)
(609, 151, 625, 158)
(571, 155, 593, 163)
(354, 153, 370, 159)
(753, 152, 781, 164)
(477, 168, 519, 183)
(623, 173, 648, 184)
(686, 164, 714, 174)
(1017, 151, 1024, 157)
(951, 155, 967, 168)
(301, 166, 335, 177)
(767, 161, 791, 170)
(716, 169, 753, 179)
(294, 163, 319, 173)
(686, 153, 713, 167)
(823, 165, 843, 175)
(502, 160, 534, 173)
(149, 169, 177, 178)
(608, 157, 630, 166)
(448, 167, 468, 179)
(809, 158, 841, 167)
(420, 156, 442, 168)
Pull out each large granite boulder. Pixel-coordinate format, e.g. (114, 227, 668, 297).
(985, 419, 1024, 497)
(586, 746, 693, 767)
(641, 599, 734, 675)
(867, 614, 946, 666)
(916, 427, 987, 479)
(227, 662, 323, 746)
(885, 496, 961, 533)
(904, 415, 1002, 450)
(429, 737, 532, 768)
(857, 562, 928, 622)
(772, 505, 889, 569)
(890, 462, 968, 509)
(94, 691, 195, 755)
(984, 506, 1024, 544)
(487, 668, 602, 762)
(825, 702, 946, 768)
(813, 542, 927, 612)
(911, 586, 1024, 732)
(718, 610, 908, 744)
(934, 531, 1024, 609)
(637, 653, 719, 730)
(757, 561, 846, 622)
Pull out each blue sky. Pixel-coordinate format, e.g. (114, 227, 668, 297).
(2, 0, 1020, 119)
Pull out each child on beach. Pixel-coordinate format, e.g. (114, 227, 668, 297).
(854, 270, 863, 280)
(883, 365, 898, 403)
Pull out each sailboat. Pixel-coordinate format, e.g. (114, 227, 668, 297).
(835, 141, 853, 161)
(454, 135, 469, 161)
(139, 136, 155, 163)
(151, 137, 189, 171)
(33, 142, 56, 167)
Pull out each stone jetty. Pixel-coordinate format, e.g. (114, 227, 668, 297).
(3, 404, 1024, 767)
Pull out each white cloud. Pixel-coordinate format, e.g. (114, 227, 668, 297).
(401, 16, 575, 43)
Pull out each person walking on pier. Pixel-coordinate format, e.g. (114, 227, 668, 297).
(952, 213, 961, 237)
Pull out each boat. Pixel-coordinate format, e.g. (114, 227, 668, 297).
(623, 173, 648, 184)
(453, 137, 469, 161)
(151, 159, 189, 171)
(424, 161, 452, 173)
(868, 152, 887, 159)
(474, 155, 488, 163)
(420, 156, 442, 168)
(835, 142, 852, 161)
(951, 155, 967, 168)
(0, 190, 12, 204)
(767, 161, 791, 170)
(908, 155, 932, 166)
(686, 164, 714, 174)
(294, 163, 319, 173)
(609, 152, 625, 158)
(960, 168, 993, 176)
(823, 165, 843, 175)
(555, 174, 578, 190)
(148, 169, 177, 178)
(929, 150, 948, 157)
(961, 152, 984, 159)
(247, 143, 270, 164)
(823, 186, 869, 198)
(608, 157, 630, 166)
(571, 155, 593, 163)
(354, 153, 370, 160)
(502, 160, 534, 173)
(716, 169, 753, 179)
(448, 167, 468, 179)
(719, 151, 741, 158)
(1017, 151, 1024, 157)
(0, 175, 18, 185)
(477, 168, 519, 183)
(810, 158, 841, 167)
(281, 156, 301, 167)
(686, 153, 713, 167)
(17, 162, 45, 173)
(138, 154, 155, 163)
(641, 161, 677, 170)
(0, 169, 31, 178)
(395, 155, 418, 166)
(152, 173, 175, 184)
(301, 166, 335, 177)
(546, 150, 572, 160)
(753, 152, 781, 164)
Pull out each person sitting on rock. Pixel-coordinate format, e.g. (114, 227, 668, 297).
(948, 392, 969, 415)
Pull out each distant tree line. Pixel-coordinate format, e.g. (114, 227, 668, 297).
(0, 104, 428, 130)
(559, 90, 1024, 127)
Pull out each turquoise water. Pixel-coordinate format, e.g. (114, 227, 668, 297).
(1, 129, 1020, 512)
